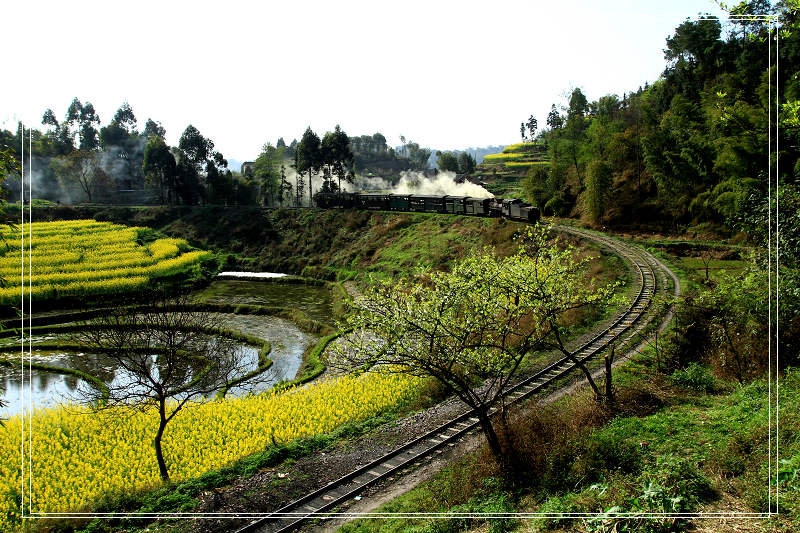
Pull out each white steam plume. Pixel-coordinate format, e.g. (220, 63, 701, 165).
(272, 168, 494, 206)
(342, 170, 493, 198)
(390, 171, 493, 198)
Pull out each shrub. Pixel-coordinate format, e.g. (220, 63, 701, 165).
(670, 362, 716, 392)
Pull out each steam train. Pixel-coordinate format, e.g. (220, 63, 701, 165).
(314, 192, 540, 223)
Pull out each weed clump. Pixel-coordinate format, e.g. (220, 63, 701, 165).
(670, 362, 716, 392)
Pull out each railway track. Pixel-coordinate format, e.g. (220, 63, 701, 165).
(234, 225, 679, 533)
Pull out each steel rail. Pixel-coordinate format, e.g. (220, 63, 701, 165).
(234, 225, 670, 533)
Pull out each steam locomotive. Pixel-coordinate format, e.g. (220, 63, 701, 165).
(314, 192, 540, 223)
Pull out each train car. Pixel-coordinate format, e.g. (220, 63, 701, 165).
(389, 193, 411, 211)
(518, 205, 541, 223)
(502, 198, 540, 223)
(357, 193, 391, 210)
(502, 198, 524, 219)
(314, 192, 338, 208)
(489, 198, 505, 218)
(409, 195, 446, 213)
(464, 197, 490, 216)
(443, 196, 467, 215)
(315, 192, 356, 209)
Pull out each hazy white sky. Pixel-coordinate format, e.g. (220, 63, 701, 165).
(3, 0, 727, 163)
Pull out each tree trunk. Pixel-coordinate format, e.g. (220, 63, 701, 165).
(154, 400, 170, 482)
(721, 320, 744, 384)
(553, 326, 601, 398)
(570, 141, 583, 189)
(476, 408, 503, 461)
(570, 354, 601, 398)
(604, 351, 614, 405)
(309, 171, 313, 207)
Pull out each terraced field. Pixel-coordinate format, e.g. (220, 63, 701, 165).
(477, 142, 549, 197)
(0, 220, 210, 304)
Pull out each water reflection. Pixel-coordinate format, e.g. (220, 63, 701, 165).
(1, 354, 97, 415)
(199, 280, 334, 323)
(2, 343, 272, 417)
(1, 310, 318, 417)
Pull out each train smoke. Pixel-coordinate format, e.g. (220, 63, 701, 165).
(392, 171, 493, 198)
(345, 171, 493, 198)
(284, 169, 494, 205)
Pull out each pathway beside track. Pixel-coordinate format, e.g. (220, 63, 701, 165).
(232, 225, 681, 533)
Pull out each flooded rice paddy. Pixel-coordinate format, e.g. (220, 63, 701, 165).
(1, 281, 332, 415)
(198, 279, 334, 323)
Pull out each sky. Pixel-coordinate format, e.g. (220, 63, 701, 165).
(2, 0, 728, 165)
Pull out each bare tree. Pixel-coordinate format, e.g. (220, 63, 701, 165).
(699, 249, 715, 282)
(51, 149, 101, 202)
(72, 298, 259, 481)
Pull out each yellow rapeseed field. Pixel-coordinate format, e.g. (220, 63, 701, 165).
(0, 372, 420, 530)
(504, 161, 548, 168)
(500, 142, 538, 153)
(0, 220, 209, 304)
(481, 152, 526, 162)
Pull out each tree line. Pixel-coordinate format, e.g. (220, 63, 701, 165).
(0, 105, 444, 206)
(519, 2, 798, 233)
(0, 100, 243, 206)
(436, 150, 477, 174)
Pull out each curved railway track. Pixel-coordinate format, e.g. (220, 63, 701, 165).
(234, 225, 679, 533)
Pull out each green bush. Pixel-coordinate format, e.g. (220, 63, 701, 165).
(639, 455, 714, 509)
(584, 458, 711, 533)
(427, 493, 517, 533)
(670, 362, 716, 392)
